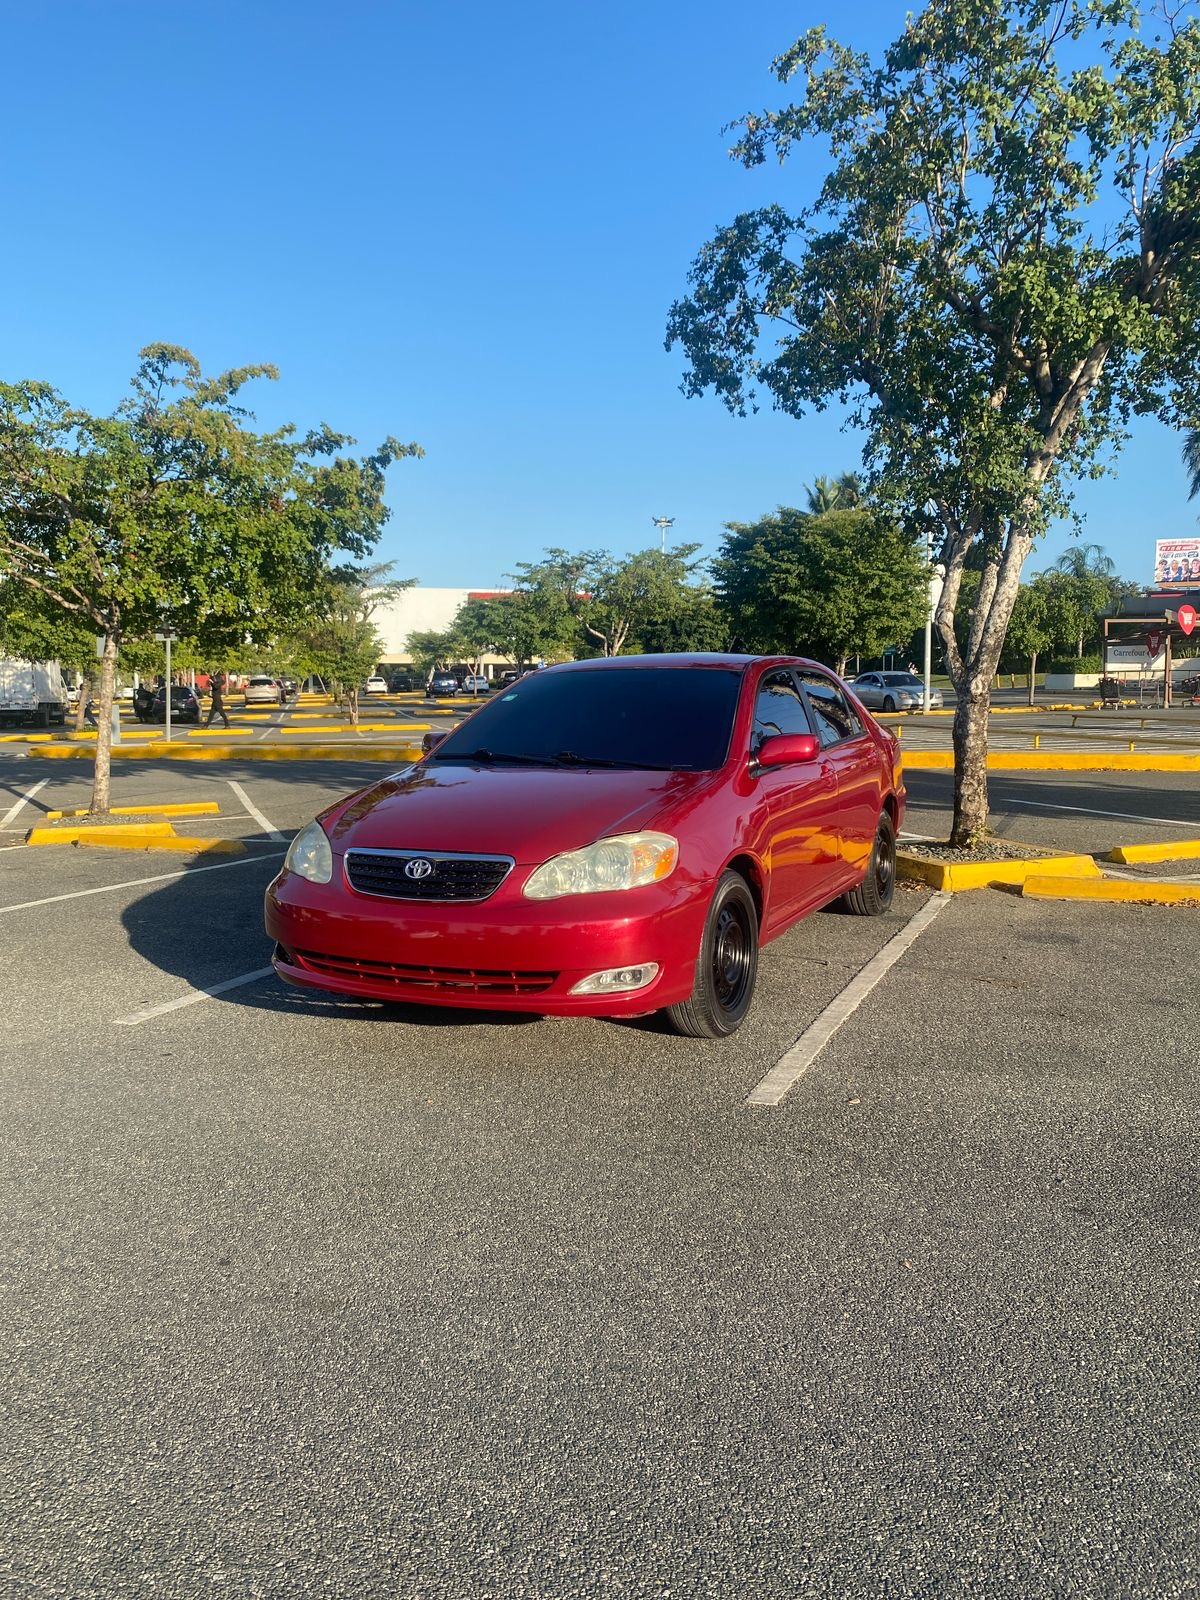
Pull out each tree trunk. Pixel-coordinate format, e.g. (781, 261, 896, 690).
(949, 679, 993, 845)
(347, 687, 359, 726)
(1028, 654, 1037, 706)
(88, 635, 118, 816)
(73, 676, 91, 734)
(835, 654, 848, 678)
(937, 523, 1032, 845)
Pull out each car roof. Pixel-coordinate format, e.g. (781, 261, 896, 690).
(543, 653, 828, 673)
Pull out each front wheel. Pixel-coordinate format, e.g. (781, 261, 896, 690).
(664, 871, 759, 1039)
(841, 813, 896, 916)
(883, 695, 896, 713)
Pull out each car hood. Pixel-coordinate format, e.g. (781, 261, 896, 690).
(322, 761, 716, 864)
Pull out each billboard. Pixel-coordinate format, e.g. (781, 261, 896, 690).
(1154, 537, 1200, 588)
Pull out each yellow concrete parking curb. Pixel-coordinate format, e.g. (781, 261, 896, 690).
(45, 802, 220, 819)
(1023, 874, 1200, 905)
(27, 822, 176, 844)
(37, 741, 424, 763)
(897, 848, 1101, 892)
(1104, 838, 1200, 864)
(902, 751, 1200, 772)
(26, 822, 245, 853)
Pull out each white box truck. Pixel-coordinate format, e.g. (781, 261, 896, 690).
(0, 659, 68, 727)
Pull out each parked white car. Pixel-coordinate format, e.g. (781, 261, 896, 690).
(363, 676, 389, 694)
(460, 674, 491, 695)
(243, 675, 283, 706)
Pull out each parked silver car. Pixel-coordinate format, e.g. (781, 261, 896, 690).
(850, 671, 942, 713)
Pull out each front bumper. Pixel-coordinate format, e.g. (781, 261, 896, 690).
(265, 863, 707, 1016)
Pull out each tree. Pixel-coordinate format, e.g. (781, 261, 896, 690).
(668, 0, 1200, 842)
(713, 507, 927, 675)
(450, 596, 506, 680)
(406, 628, 460, 683)
(0, 345, 422, 810)
(290, 563, 413, 724)
(804, 472, 863, 514)
(1003, 577, 1057, 704)
(1184, 424, 1200, 502)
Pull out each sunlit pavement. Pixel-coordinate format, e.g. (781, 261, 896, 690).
(2, 754, 1198, 1598)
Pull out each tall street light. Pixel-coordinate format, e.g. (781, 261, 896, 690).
(652, 515, 675, 553)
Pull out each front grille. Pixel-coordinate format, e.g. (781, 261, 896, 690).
(344, 848, 513, 902)
(293, 949, 556, 995)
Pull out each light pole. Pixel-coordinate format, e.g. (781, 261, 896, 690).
(651, 515, 675, 553)
(923, 526, 946, 713)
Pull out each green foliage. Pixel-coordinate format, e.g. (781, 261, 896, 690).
(667, 0, 1200, 839)
(405, 629, 460, 680)
(0, 345, 421, 800)
(507, 545, 723, 659)
(0, 345, 421, 649)
(713, 507, 927, 670)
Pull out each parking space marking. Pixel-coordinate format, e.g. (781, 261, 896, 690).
(1004, 799, 1199, 829)
(0, 779, 49, 830)
(747, 892, 952, 1109)
(114, 965, 276, 1026)
(0, 851, 285, 915)
(227, 781, 285, 841)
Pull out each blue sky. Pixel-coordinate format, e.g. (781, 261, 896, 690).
(2, 0, 1193, 591)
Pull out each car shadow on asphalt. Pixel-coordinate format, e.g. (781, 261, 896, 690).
(119, 854, 543, 1030)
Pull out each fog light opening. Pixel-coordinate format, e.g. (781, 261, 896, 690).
(569, 962, 660, 996)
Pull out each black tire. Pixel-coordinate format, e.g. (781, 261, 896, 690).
(883, 695, 896, 713)
(841, 812, 896, 916)
(664, 870, 759, 1039)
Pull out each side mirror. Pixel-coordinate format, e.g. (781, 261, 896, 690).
(756, 732, 821, 768)
(422, 730, 449, 754)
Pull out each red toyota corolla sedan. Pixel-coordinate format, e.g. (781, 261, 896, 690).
(264, 655, 905, 1037)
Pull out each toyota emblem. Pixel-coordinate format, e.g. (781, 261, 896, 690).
(404, 857, 435, 880)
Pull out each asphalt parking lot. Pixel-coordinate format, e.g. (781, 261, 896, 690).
(2, 752, 1198, 1598)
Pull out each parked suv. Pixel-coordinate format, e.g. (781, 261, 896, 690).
(244, 675, 283, 706)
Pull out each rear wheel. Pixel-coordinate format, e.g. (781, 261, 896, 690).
(841, 812, 896, 916)
(664, 871, 759, 1038)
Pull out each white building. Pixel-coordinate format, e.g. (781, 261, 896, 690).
(372, 586, 513, 671)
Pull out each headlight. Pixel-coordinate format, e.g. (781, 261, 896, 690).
(523, 832, 678, 900)
(284, 820, 333, 884)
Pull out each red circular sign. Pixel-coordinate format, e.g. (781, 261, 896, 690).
(1178, 603, 1197, 636)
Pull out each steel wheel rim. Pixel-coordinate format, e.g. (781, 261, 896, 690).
(711, 902, 753, 1013)
(874, 822, 895, 897)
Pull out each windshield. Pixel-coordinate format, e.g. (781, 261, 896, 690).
(431, 665, 743, 771)
(880, 673, 923, 687)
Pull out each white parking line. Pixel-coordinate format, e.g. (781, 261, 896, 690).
(227, 780, 285, 841)
(0, 779, 48, 830)
(114, 965, 276, 1026)
(747, 892, 952, 1109)
(1003, 799, 1199, 829)
(0, 851, 285, 915)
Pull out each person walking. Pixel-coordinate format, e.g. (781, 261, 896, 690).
(205, 669, 230, 729)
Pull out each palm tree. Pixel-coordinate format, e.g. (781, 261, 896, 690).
(1053, 543, 1114, 580)
(1049, 544, 1115, 657)
(804, 472, 864, 514)
(1184, 425, 1200, 501)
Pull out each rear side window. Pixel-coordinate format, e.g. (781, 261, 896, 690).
(752, 670, 813, 750)
(795, 669, 864, 745)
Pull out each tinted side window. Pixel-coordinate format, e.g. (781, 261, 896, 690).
(752, 670, 813, 750)
(795, 670, 864, 745)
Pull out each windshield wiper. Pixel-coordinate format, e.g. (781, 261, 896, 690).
(443, 747, 564, 767)
(551, 751, 685, 771)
